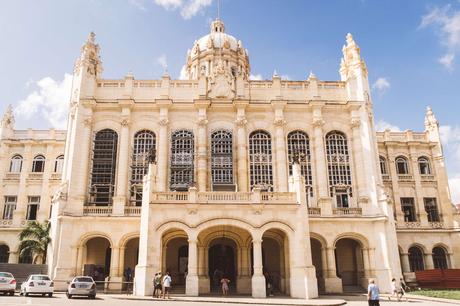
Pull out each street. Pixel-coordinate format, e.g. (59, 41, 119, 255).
(0, 293, 455, 306)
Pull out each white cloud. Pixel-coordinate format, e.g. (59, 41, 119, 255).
(153, 0, 213, 19)
(372, 77, 390, 93)
(129, 0, 147, 10)
(440, 125, 460, 204)
(179, 65, 188, 80)
(249, 74, 263, 80)
(156, 54, 168, 70)
(420, 5, 460, 70)
(14, 74, 72, 129)
(450, 177, 460, 204)
(375, 120, 401, 132)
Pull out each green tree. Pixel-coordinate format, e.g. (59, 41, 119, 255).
(18, 221, 51, 264)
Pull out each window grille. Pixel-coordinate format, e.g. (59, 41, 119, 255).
(89, 129, 118, 206)
(211, 130, 234, 186)
(130, 130, 156, 206)
(424, 197, 440, 222)
(54, 155, 64, 173)
(408, 246, 425, 271)
(32, 155, 45, 172)
(326, 131, 352, 199)
(287, 130, 313, 196)
(418, 157, 431, 175)
(9, 155, 23, 173)
(401, 197, 417, 222)
(249, 130, 273, 191)
(170, 130, 194, 191)
(395, 156, 409, 174)
(433, 247, 448, 269)
(2, 196, 16, 220)
(379, 156, 388, 175)
(26, 196, 40, 221)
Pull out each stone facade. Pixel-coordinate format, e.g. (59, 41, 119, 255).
(0, 19, 457, 298)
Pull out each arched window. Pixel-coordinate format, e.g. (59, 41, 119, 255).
(54, 155, 64, 173)
(211, 130, 234, 190)
(9, 155, 23, 173)
(395, 156, 409, 174)
(89, 129, 118, 206)
(418, 157, 431, 175)
(408, 246, 425, 272)
(433, 246, 448, 270)
(326, 131, 352, 207)
(379, 156, 388, 175)
(287, 130, 313, 193)
(249, 130, 273, 191)
(170, 130, 194, 191)
(131, 130, 156, 206)
(31, 155, 45, 172)
(0, 245, 9, 263)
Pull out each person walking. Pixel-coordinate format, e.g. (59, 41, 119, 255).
(220, 276, 230, 296)
(162, 271, 172, 299)
(153, 272, 162, 298)
(367, 279, 380, 306)
(388, 278, 402, 301)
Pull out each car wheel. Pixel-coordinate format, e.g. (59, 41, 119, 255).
(89, 294, 96, 299)
(66, 292, 72, 299)
(42, 293, 46, 297)
(9, 291, 15, 296)
(25, 292, 29, 297)
(48, 293, 53, 297)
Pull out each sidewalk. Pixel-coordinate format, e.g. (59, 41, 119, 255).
(404, 294, 460, 305)
(110, 294, 347, 306)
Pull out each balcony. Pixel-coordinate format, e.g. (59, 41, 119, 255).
(308, 207, 321, 216)
(124, 206, 141, 216)
(83, 206, 113, 216)
(421, 174, 435, 182)
(0, 219, 13, 227)
(429, 221, 444, 228)
(332, 207, 362, 216)
(50, 173, 62, 180)
(381, 174, 391, 182)
(28, 173, 44, 180)
(398, 175, 413, 182)
(4, 173, 20, 181)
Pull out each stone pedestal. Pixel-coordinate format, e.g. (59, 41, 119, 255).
(186, 274, 199, 296)
(290, 266, 318, 299)
(237, 276, 251, 294)
(324, 277, 343, 293)
(198, 276, 210, 294)
(251, 274, 266, 298)
(108, 276, 122, 291)
(134, 265, 155, 296)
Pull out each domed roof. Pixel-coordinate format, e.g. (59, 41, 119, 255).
(196, 19, 239, 52)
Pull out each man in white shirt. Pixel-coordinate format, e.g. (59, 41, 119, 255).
(162, 271, 172, 299)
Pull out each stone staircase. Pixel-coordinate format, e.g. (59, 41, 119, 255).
(0, 263, 48, 289)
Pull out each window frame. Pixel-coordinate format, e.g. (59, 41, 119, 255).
(9, 155, 23, 173)
(2, 196, 17, 220)
(210, 130, 234, 187)
(418, 157, 431, 175)
(31, 155, 46, 173)
(26, 196, 40, 221)
(249, 130, 273, 191)
(395, 156, 409, 175)
(54, 155, 64, 173)
(170, 130, 195, 191)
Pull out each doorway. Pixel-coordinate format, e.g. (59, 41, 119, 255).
(208, 238, 236, 293)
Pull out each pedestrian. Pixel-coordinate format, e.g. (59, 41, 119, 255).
(400, 277, 408, 301)
(153, 272, 162, 298)
(388, 278, 401, 301)
(264, 271, 274, 296)
(367, 279, 380, 306)
(162, 271, 172, 299)
(220, 276, 230, 296)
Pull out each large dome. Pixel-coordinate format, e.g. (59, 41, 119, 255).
(183, 19, 250, 80)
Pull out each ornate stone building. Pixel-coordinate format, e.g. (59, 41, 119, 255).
(0, 19, 457, 298)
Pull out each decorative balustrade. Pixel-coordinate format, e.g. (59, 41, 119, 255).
(28, 173, 44, 180)
(83, 206, 113, 215)
(404, 221, 421, 228)
(124, 206, 141, 216)
(381, 174, 391, 182)
(150, 191, 297, 204)
(5, 173, 20, 180)
(151, 192, 189, 202)
(308, 207, 321, 216)
(0, 219, 13, 227)
(429, 221, 444, 229)
(421, 174, 435, 181)
(398, 175, 413, 182)
(50, 173, 62, 180)
(261, 192, 296, 203)
(332, 207, 362, 216)
(197, 192, 252, 203)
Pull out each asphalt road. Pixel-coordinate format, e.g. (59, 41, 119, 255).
(0, 293, 454, 306)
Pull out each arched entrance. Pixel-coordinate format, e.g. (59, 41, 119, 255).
(335, 238, 364, 291)
(83, 237, 111, 282)
(262, 229, 289, 296)
(162, 229, 188, 293)
(0, 245, 9, 263)
(123, 237, 139, 278)
(310, 238, 324, 293)
(433, 246, 448, 270)
(208, 238, 237, 292)
(408, 246, 425, 272)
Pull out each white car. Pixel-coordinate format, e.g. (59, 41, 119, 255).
(66, 276, 96, 299)
(0, 272, 16, 296)
(20, 274, 53, 297)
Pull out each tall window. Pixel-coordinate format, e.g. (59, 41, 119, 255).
(408, 246, 425, 272)
(433, 247, 448, 269)
(0, 245, 9, 263)
(211, 130, 234, 190)
(131, 130, 156, 206)
(401, 197, 417, 222)
(379, 156, 388, 175)
(418, 157, 431, 175)
(9, 155, 23, 173)
(170, 130, 194, 191)
(287, 130, 313, 198)
(2, 196, 16, 220)
(424, 198, 440, 222)
(31, 155, 45, 172)
(54, 155, 64, 173)
(26, 196, 40, 221)
(19, 248, 32, 264)
(326, 131, 352, 207)
(395, 156, 409, 174)
(249, 130, 273, 191)
(89, 129, 118, 206)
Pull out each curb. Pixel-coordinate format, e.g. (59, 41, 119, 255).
(404, 294, 460, 305)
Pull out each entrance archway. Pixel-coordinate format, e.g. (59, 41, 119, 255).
(310, 238, 324, 293)
(208, 238, 237, 292)
(84, 237, 112, 283)
(162, 229, 188, 293)
(335, 238, 364, 291)
(262, 229, 289, 295)
(0, 245, 9, 263)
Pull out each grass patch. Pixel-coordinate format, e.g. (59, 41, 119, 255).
(410, 289, 460, 300)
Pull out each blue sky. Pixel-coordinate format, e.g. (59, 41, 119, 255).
(0, 0, 459, 201)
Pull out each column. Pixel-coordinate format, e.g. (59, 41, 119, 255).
(324, 247, 342, 293)
(251, 238, 266, 298)
(312, 116, 328, 200)
(109, 246, 122, 290)
(76, 246, 84, 275)
(351, 118, 367, 202)
(236, 108, 248, 192)
(156, 111, 169, 192)
(118, 247, 126, 277)
(113, 115, 131, 215)
(400, 253, 410, 273)
(425, 253, 435, 269)
(237, 246, 251, 294)
(320, 247, 328, 278)
(274, 118, 288, 191)
(186, 238, 199, 296)
(196, 111, 208, 192)
(8, 251, 18, 264)
(362, 248, 371, 279)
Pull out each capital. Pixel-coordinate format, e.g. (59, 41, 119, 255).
(312, 118, 325, 128)
(197, 117, 208, 126)
(83, 117, 92, 127)
(273, 118, 286, 127)
(158, 118, 169, 126)
(351, 118, 361, 128)
(235, 117, 247, 127)
(121, 119, 131, 127)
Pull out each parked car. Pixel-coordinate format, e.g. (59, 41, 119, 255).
(66, 276, 96, 299)
(20, 274, 53, 297)
(0, 272, 16, 296)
